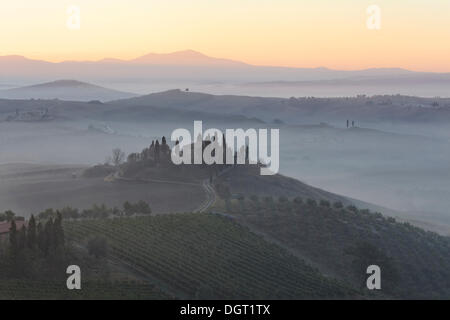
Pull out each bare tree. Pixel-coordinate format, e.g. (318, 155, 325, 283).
(111, 148, 125, 166)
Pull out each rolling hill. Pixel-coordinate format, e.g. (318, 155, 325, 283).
(3, 51, 450, 97)
(111, 89, 450, 124)
(0, 80, 137, 101)
(216, 196, 450, 299)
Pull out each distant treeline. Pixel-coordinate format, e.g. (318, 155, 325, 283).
(1, 200, 152, 223)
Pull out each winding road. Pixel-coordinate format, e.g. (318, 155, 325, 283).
(196, 179, 217, 213)
(105, 171, 218, 213)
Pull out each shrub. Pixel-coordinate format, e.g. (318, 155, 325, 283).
(333, 201, 344, 209)
(136, 200, 152, 215)
(319, 200, 330, 207)
(38, 208, 56, 220)
(264, 196, 274, 203)
(60, 206, 80, 220)
(123, 201, 134, 216)
(387, 217, 396, 223)
(293, 197, 303, 205)
(82, 164, 115, 178)
(216, 183, 231, 200)
(87, 236, 109, 258)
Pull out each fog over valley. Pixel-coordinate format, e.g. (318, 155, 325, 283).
(1, 90, 450, 235)
(3, 0, 450, 301)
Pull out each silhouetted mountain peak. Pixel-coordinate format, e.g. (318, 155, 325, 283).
(131, 50, 247, 66)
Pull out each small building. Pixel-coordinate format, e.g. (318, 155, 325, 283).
(0, 220, 26, 241)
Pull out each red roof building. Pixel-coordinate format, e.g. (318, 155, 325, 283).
(0, 220, 26, 236)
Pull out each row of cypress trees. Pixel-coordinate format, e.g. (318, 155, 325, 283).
(9, 212, 65, 257)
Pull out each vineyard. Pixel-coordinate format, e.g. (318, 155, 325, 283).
(64, 213, 357, 299)
(224, 197, 450, 299)
(0, 279, 169, 299)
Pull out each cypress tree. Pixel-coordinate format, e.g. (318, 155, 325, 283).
(43, 218, 54, 255)
(222, 135, 227, 164)
(37, 222, 45, 252)
(18, 225, 26, 251)
(155, 140, 160, 162)
(245, 145, 249, 163)
(53, 211, 65, 248)
(9, 220, 18, 256)
(27, 215, 37, 249)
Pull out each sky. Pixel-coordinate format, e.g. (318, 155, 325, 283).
(1, 0, 450, 71)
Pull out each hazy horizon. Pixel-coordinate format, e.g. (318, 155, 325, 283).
(1, 0, 450, 303)
(2, 49, 450, 74)
(4, 49, 450, 98)
(2, 0, 450, 72)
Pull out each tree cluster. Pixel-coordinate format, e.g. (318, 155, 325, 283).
(1, 212, 66, 279)
(36, 201, 152, 220)
(8, 213, 65, 258)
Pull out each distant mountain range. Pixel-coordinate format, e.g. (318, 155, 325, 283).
(2, 50, 450, 97)
(0, 50, 425, 81)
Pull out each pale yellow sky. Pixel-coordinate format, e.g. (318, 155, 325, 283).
(1, 0, 450, 71)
